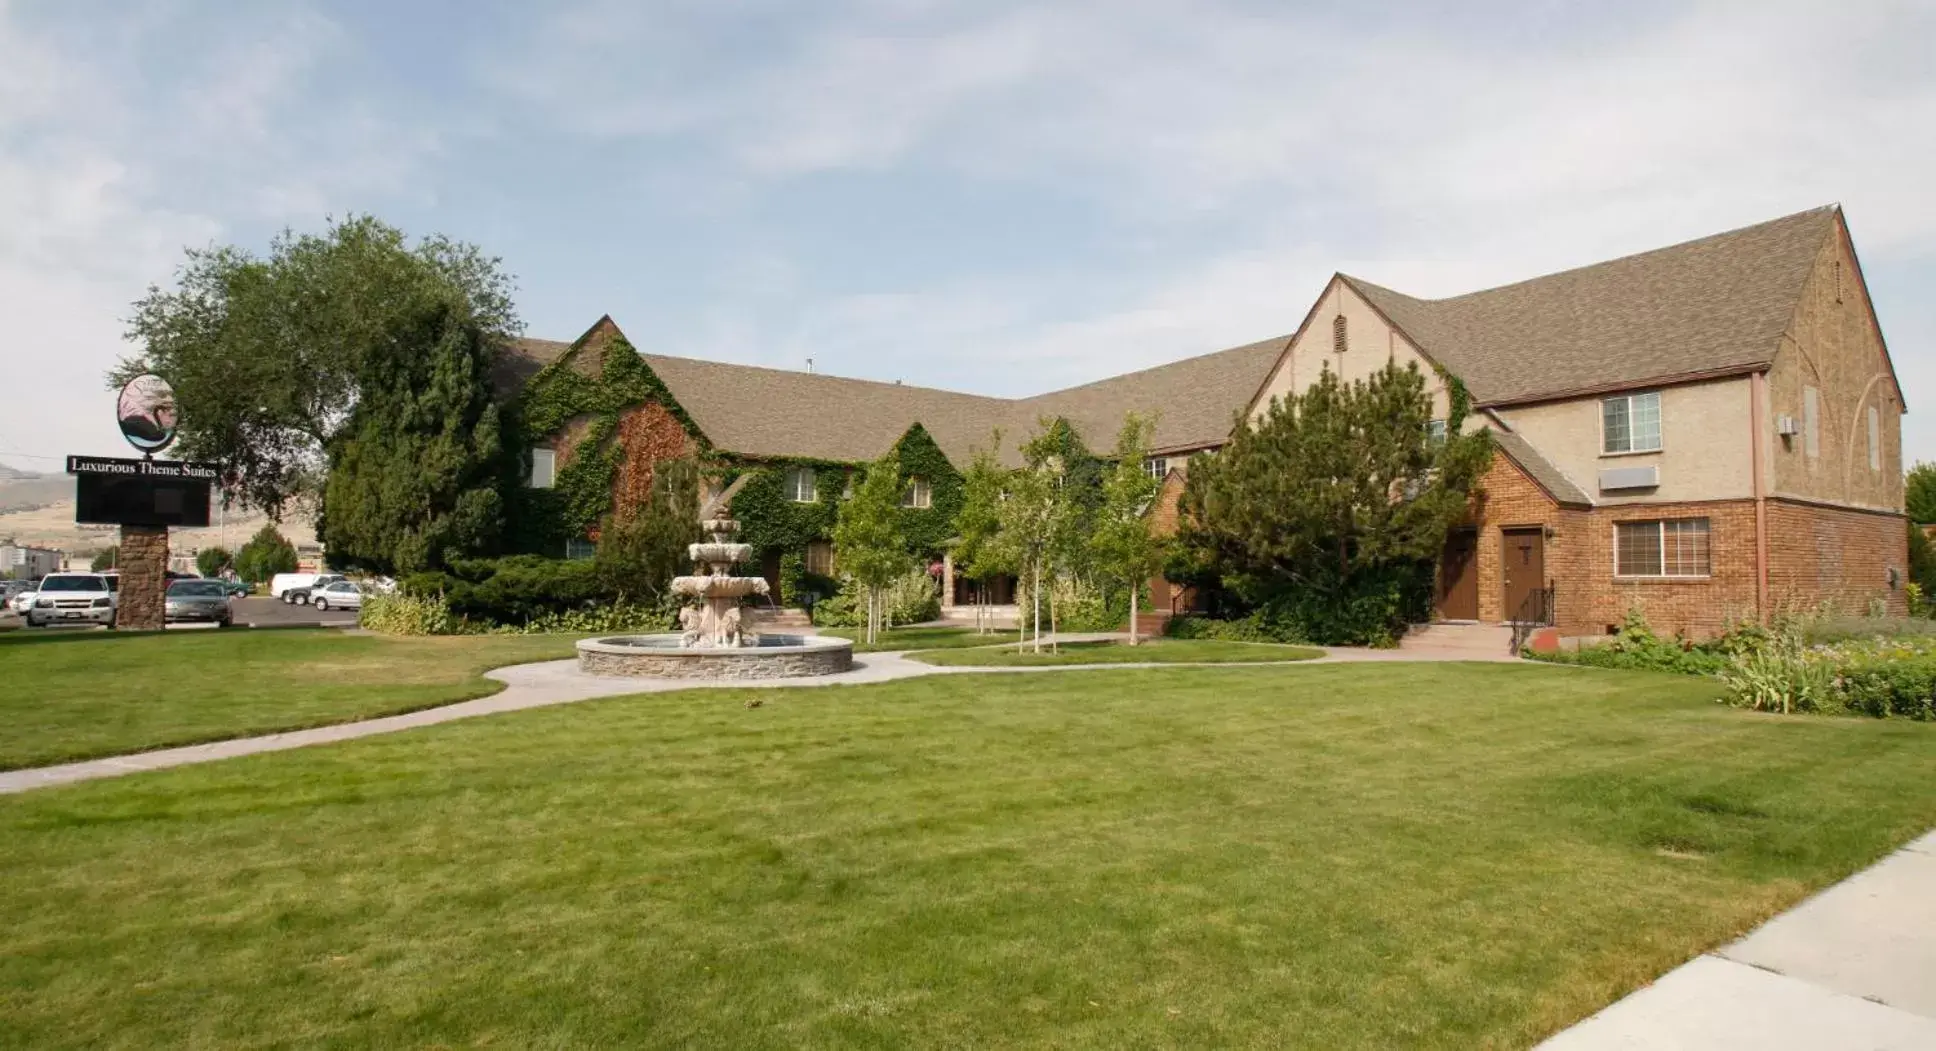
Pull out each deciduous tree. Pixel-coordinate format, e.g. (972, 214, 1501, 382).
(1095, 413, 1168, 645)
(950, 433, 1011, 634)
(1906, 462, 1936, 525)
(195, 546, 232, 578)
(119, 215, 519, 522)
(234, 524, 298, 584)
(833, 451, 912, 645)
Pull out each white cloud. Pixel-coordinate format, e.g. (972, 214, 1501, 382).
(497, 0, 1936, 452)
(0, 3, 441, 474)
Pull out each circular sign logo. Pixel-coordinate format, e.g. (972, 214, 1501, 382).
(116, 374, 179, 454)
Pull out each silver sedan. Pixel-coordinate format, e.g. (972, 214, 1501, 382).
(165, 579, 233, 627)
(309, 580, 364, 612)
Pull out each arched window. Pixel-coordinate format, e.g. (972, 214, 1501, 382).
(1332, 314, 1348, 354)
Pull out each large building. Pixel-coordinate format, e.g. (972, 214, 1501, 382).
(506, 205, 1906, 639)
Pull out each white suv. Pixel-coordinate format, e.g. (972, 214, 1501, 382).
(27, 573, 117, 628)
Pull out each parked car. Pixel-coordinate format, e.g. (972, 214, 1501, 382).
(284, 574, 346, 605)
(222, 579, 252, 598)
(268, 572, 322, 600)
(25, 573, 116, 628)
(8, 585, 37, 615)
(308, 580, 364, 613)
(164, 578, 234, 627)
(0, 580, 30, 611)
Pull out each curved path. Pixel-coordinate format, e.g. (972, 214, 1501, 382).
(0, 645, 1373, 795)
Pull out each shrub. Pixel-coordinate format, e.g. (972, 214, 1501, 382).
(485, 596, 680, 636)
(1165, 612, 1307, 644)
(1833, 658, 1936, 720)
(812, 568, 938, 628)
(360, 592, 462, 636)
(1050, 576, 1130, 633)
(1716, 622, 1839, 714)
(1524, 609, 1733, 675)
(440, 555, 606, 624)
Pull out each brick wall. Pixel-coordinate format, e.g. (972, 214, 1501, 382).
(1569, 500, 1760, 639)
(1765, 499, 1908, 617)
(1466, 453, 1563, 623)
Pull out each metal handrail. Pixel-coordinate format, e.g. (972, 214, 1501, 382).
(1509, 584, 1556, 654)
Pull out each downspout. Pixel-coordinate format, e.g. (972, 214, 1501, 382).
(1751, 371, 1771, 623)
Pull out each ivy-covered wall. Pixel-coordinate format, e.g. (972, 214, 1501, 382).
(725, 423, 966, 572)
(505, 321, 705, 555)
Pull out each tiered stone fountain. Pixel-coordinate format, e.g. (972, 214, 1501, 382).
(576, 511, 853, 679)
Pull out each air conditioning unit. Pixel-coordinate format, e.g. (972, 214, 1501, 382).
(1598, 465, 1660, 491)
(1776, 414, 1800, 437)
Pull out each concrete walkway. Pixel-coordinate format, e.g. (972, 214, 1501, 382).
(1538, 829, 1936, 1050)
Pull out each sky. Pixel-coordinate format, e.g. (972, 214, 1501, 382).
(1, 0, 1933, 475)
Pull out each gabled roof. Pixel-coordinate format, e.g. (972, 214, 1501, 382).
(1343, 207, 1840, 406)
(1490, 429, 1591, 508)
(496, 328, 1286, 466)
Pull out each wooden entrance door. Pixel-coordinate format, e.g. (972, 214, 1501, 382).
(1436, 528, 1479, 620)
(1501, 528, 1545, 623)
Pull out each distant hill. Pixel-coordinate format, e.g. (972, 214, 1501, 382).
(0, 466, 72, 514)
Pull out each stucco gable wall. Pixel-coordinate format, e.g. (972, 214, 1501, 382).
(1492, 377, 1754, 506)
(1250, 280, 1449, 421)
(1766, 222, 1904, 514)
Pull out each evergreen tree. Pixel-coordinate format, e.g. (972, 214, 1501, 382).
(234, 524, 298, 583)
(833, 451, 912, 645)
(1094, 413, 1168, 645)
(321, 297, 507, 574)
(1179, 361, 1491, 645)
(196, 546, 232, 578)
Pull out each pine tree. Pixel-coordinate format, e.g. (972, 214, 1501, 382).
(321, 299, 507, 574)
(1179, 361, 1491, 645)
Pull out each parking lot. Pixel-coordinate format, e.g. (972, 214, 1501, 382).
(0, 596, 357, 632)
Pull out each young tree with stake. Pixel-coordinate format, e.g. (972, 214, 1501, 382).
(1095, 412, 1169, 645)
(832, 451, 912, 646)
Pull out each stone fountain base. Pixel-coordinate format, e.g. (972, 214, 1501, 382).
(576, 633, 854, 680)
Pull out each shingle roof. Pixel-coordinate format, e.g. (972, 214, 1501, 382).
(1344, 207, 1838, 406)
(1490, 428, 1591, 507)
(496, 330, 1287, 466)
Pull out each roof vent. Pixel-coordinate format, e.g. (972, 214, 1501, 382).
(1332, 314, 1348, 354)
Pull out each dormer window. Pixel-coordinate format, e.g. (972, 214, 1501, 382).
(1332, 314, 1348, 354)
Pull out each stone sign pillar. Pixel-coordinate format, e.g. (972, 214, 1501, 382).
(118, 524, 169, 630)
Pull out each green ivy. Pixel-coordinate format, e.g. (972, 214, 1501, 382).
(506, 329, 709, 553)
(719, 423, 966, 568)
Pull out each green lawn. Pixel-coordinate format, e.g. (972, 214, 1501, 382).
(0, 630, 581, 770)
(817, 625, 1012, 652)
(2, 662, 1933, 1048)
(911, 637, 1324, 666)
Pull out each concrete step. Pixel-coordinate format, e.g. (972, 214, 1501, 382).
(1401, 622, 1517, 655)
(938, 604, 1020, 628)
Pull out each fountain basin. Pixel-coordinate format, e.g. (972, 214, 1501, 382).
(689, 542, 754, 563)
(670, 576, 769, 599)
(577, 633, 854, 679)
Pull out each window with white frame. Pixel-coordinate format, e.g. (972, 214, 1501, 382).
(1601, 392, 1662, 454)
(901, 476, 931, 509)
(1614, 518, 1710, 577)
(528, 448, 557, 489)
(564, 537, 596, 560)
(785, 467, 817, 503)
(1426, 419, 1448, 445)
(1868, 406, 1881, 471)
(1145, 457, 1169, 480)
(841, 470, 855, 500)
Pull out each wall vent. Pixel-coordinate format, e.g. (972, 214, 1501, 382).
(1598, 465, 1659, 491)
